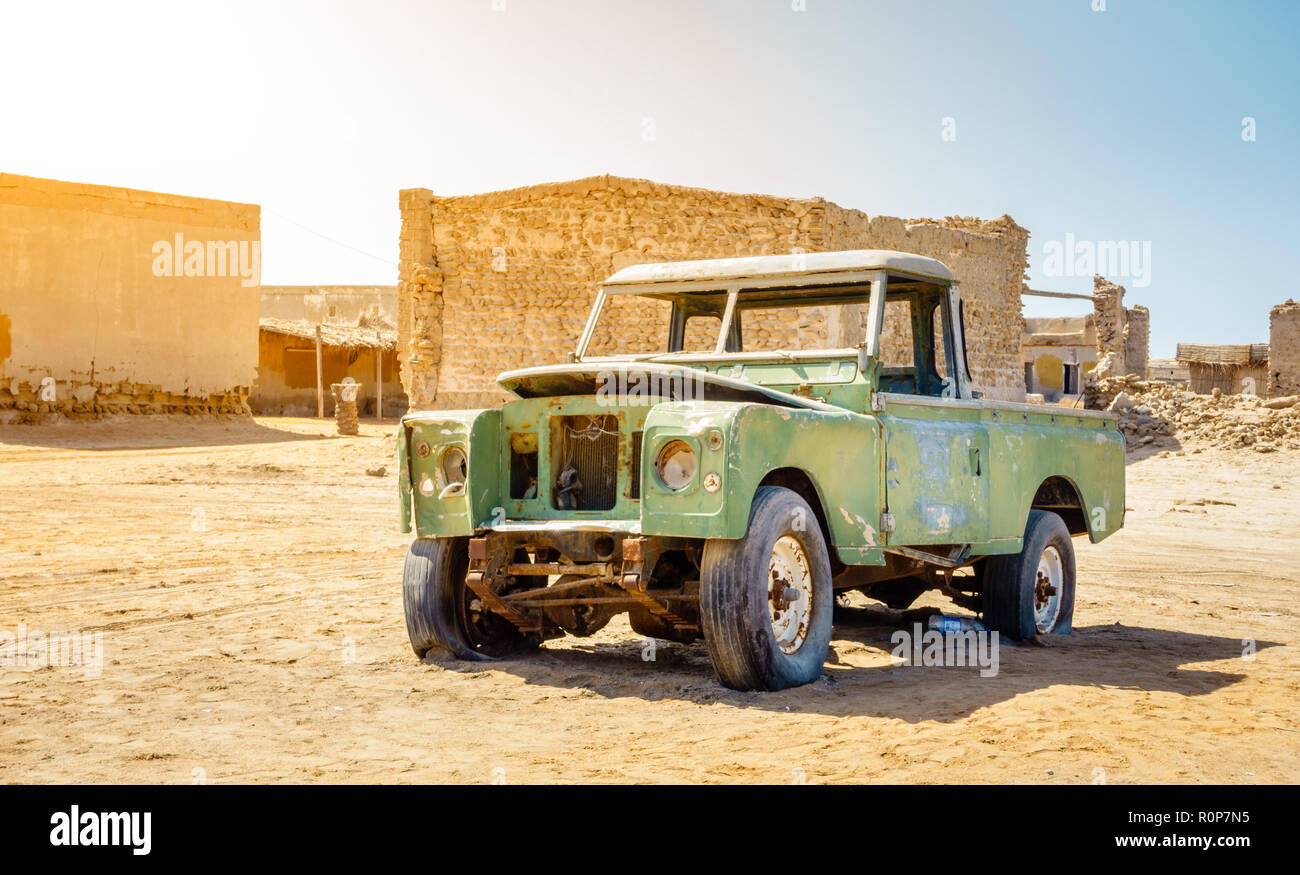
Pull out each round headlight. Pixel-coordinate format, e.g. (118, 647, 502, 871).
(655, 439, 697, 491)
(439, 446, 467, 487)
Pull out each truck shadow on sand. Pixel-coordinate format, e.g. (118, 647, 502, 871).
(439, 605, 1276, 722)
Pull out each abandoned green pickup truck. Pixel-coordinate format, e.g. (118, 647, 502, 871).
(398, 250, 1125, 690)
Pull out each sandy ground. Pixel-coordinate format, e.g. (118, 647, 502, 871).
(1, 416, 1297, 784)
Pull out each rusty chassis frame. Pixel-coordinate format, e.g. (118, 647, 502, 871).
(465, 532, 702, 637)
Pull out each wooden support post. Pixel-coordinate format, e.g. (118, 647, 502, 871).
(315, 324, 324, 418)
(375, 330, 383, 421)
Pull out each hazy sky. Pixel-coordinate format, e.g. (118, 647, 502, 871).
(4, 0, 1297, 357)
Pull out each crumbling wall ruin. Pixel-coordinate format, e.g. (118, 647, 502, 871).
(1088, 276, 1149, 379)
(1123, 304, 1149, 379)
(397, 175, 1030, 409)
(1092, 275, 1128, 375)
(398, 188, 440, 408)
(1269, 299, 1300, 397)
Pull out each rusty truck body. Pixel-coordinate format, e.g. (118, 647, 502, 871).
(398, 250, 1125, 690)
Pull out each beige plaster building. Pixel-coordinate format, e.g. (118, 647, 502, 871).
(1022, 314, 1098, 401)
(251, 285, 405, 416)
(0, 172, 259, 419)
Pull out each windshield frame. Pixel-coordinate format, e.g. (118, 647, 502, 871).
(576, 269, 891, 361)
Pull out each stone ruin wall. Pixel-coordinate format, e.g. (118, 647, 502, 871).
(1269, 299, 1300, 397)
(398, 176, 1030, 409)
(1123, 304, 1149, 379)
(1089, 276, 1152, 379)
(399, 178, 828, 409)
(1092, 275, 1128, 374)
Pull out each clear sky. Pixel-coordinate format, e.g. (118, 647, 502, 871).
(3, 0, 1296, 358)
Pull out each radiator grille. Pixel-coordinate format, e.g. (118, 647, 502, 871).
(630, 431, 643, 499)
(551, 415, 619, 511)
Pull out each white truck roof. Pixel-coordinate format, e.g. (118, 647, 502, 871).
(602, 249, 956, 287)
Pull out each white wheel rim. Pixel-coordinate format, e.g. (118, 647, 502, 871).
(768, 535, 813, 655)
(1034, 545, 1064, 633)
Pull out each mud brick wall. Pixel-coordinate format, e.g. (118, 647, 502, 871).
(1269, 299, 1300, 396)
(1123, 305, 1149, 379)
(397, 175, 1030, 408)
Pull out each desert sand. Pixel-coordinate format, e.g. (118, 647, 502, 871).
(1, 417, 1296, 784)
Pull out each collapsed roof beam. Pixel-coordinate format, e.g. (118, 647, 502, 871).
(1022, 288, 1095, 301)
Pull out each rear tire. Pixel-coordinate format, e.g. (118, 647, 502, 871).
(981, 510, 1076, 640)
(700, 486, 833, 691)
(403, 537, 535, 661)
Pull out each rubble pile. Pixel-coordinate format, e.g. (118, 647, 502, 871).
(1086, 373, 1300, 452)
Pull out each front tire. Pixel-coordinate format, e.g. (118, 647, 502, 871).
(403, 537, 535, 661)
(700, 486, 833, 691)
(981, 510, 1076, 640)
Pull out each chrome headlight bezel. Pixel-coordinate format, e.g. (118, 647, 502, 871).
(437, 445, 468, 489)
(654, 438, 698, 491)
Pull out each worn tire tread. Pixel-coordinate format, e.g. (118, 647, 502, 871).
(700, 486, 833, 691)
(403, 537, 492, 661)
(982, 510, 1075, 640)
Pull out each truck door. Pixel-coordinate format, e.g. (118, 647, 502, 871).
(872, 284, 989, 545)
